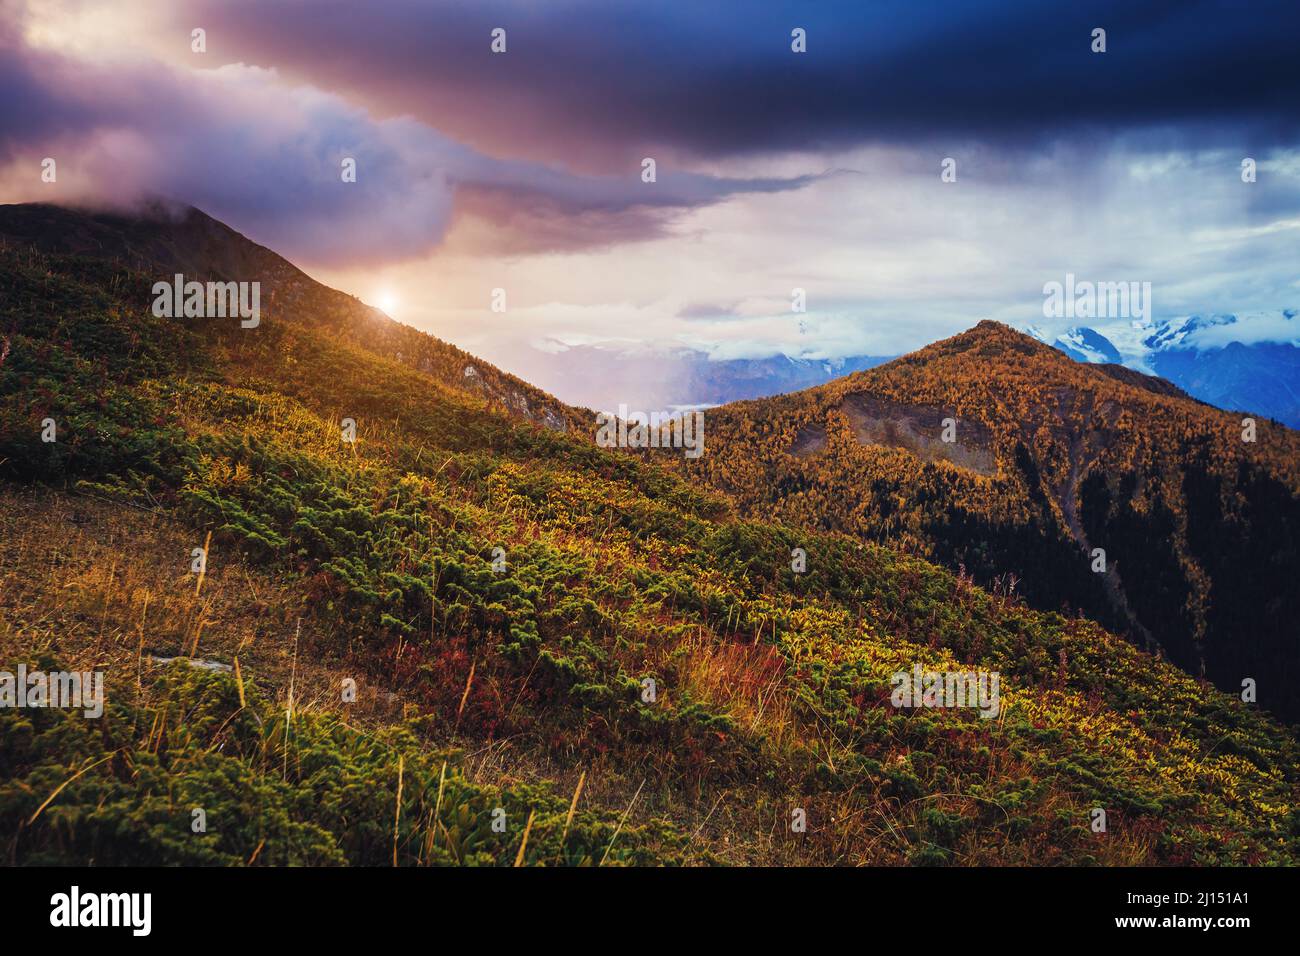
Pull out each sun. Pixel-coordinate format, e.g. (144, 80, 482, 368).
(375, 291, 399, 315)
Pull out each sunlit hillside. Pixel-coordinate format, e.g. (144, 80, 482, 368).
(682, 322, 1300, 719)
(2, 205, 1298, 866)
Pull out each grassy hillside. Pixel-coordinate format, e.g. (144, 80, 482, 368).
(0, 202, 584, 432)
(682, 322, 1300, 719)
(2, 210, 1299, 865)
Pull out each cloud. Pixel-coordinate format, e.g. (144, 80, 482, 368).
(1184, 311, 1300, 349)
(2, 0, 1298, 395)
(159, 0, 1300, 172)
(0, 2, 809, 265)
(678, 302, 740, 319)
(328, 138, 1298, 372)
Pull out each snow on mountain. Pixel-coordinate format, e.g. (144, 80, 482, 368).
(1054, 327, 1123, 364)
(1143, 313, 1241, 352)
(1023, 312, 1300, 427)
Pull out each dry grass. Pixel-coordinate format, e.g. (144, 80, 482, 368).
(678, 629, 796, 750)
(0, 485, 405, 730)
(0, 485, 1167, 867)
(0, 485, 795, 864)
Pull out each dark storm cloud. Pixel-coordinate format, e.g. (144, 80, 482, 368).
(0, 15, 126, 158)
(0, 5, 806, 265)
(175, 0, 1300, 170)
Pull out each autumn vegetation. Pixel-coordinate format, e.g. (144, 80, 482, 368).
(682, 322, 1300, 719)
(2, 205, 1298, 866)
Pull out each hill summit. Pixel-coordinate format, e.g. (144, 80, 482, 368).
(686, 319, 1300, 718)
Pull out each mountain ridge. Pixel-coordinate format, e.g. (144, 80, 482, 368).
(0, 201, 585, 433)
(687, 319, 1300, 717)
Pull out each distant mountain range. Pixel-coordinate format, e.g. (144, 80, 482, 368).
(518, 346, 891, 413)
(527, 312, 1299, 429)
(1025, 313, 1300, 428)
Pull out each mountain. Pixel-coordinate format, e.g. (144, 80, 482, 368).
(1148, 341, 1300, 426)
(504, 344, 891, 413)
(1046, 327, 1123, 365)
(2, 203, 1299, 867)
(1027, 313, 1300, 427)
(683, 321, 1300, 719)
(0, 201, 583, 432)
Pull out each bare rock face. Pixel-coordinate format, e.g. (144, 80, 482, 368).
(839, 393, 995, 476)
(788, 423, 827, 458)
